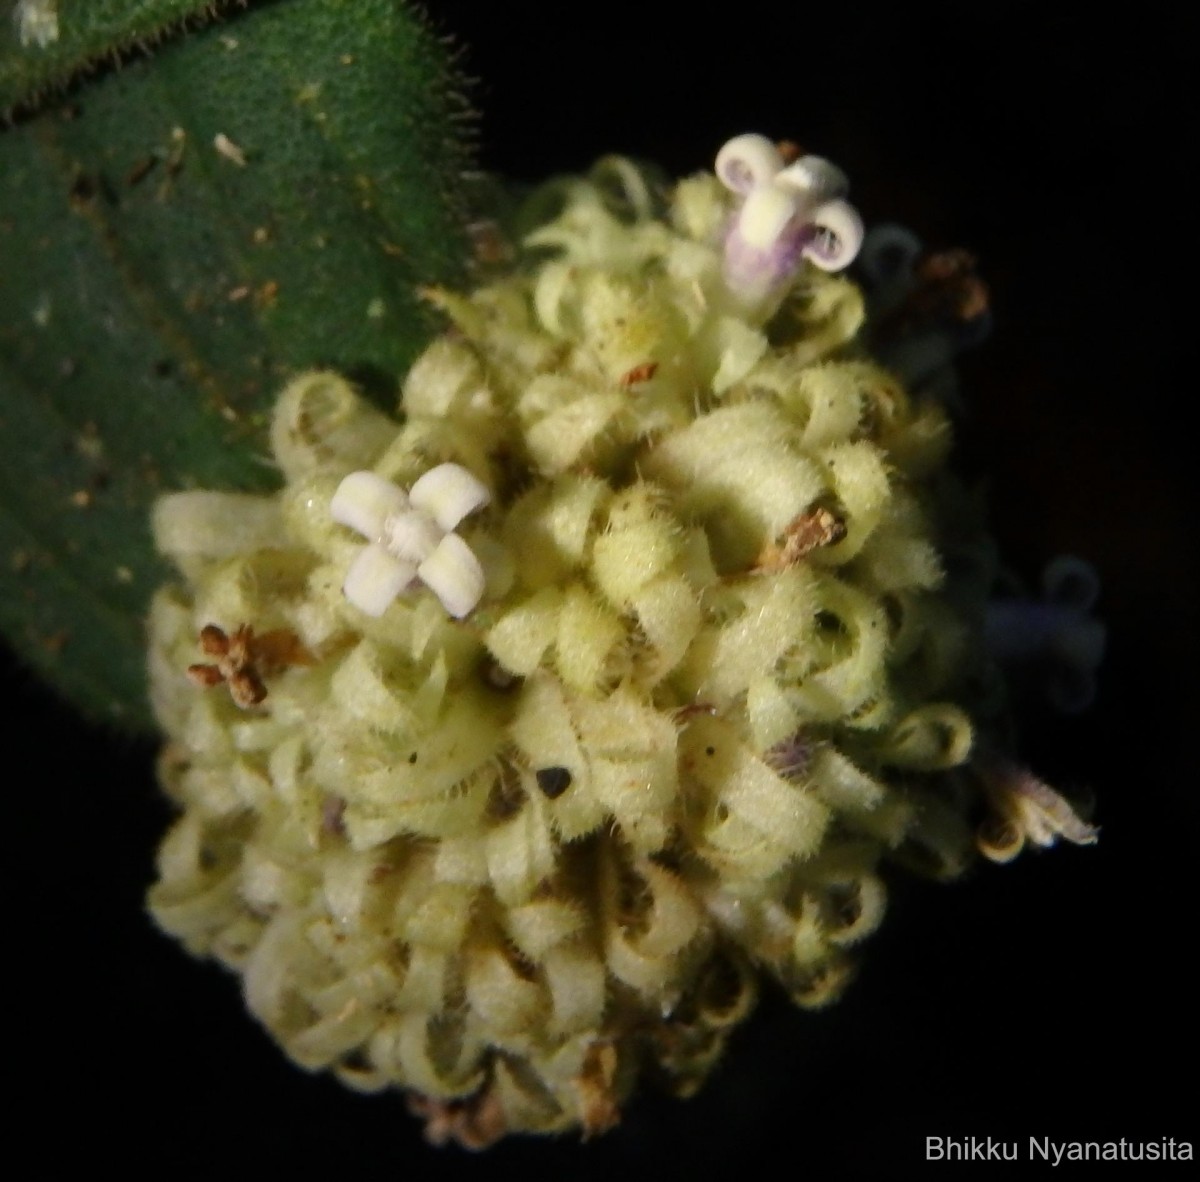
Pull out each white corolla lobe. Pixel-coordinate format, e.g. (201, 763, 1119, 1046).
(330, 463, 490, 618)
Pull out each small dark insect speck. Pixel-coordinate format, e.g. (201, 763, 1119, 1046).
(535, 766, 572, 799)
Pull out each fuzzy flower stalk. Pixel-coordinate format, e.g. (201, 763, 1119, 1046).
(146, 136, 1096, 1144)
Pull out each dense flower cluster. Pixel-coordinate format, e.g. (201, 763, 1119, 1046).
(146, 144, 1089, 1143)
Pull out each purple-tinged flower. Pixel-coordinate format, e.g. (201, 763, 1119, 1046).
(975, 756, 1098, 863)
(984, 556, 1106, 713)
(715, 133, 864, 316)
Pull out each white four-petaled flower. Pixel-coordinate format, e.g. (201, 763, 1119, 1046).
(331, 464, 491, 619)
(715, 133, 865, 313)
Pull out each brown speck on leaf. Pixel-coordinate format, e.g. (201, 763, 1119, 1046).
(74, 421, 104, 462)
(68, 172, 106, 212)
(255, 280, 280, 309)
(11, 549, 31, 574)
(156, 128, 188, 199)
(575, 1042, 621, 1139)
(408, 1085, 507, 1151)
(70, 489, 92, 509)
(126, 156, 157, 187)
(757, 506, 847, 571)
(43, 630, 69, 654)
(252, 226, 270, 245)
(619, 361, 659, 388)
(140, 455, 162, 487)
(227, 285, 251, 303)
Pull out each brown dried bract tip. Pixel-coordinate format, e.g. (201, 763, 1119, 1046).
(877, 247, 990, 343)
(671, 701, 717, 727)
(575, 1042, 622, 1139)
(186, 663, 225, 689)
(197, 623, 227, 656)
(467, 219, 515, 267)
(186, 623, 313, 709)
(916, 249, 989, 321)
(757, 506, 847, 571)
(408, 1085, 507, 1151)
(776, 140, 803, 164)
(619, 361, 659, 388)
(486, 757, 526, 821)
(975, 756, 1098, 863)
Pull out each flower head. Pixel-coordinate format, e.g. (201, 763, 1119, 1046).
(145, 145, 1095, 1144)
(715, 133, 864, 315)
(330, 463, 490, 618)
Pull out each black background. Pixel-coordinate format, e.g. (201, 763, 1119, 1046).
(8, 1, 1196, 1177)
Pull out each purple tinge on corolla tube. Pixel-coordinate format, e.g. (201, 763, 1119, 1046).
(715, 133, 864, 316)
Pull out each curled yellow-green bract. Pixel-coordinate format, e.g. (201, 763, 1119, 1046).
(147, 158, 1001, 1144)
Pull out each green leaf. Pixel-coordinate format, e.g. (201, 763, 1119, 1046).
(0, 0, 473, 728)
(2, 1, 223, 114)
